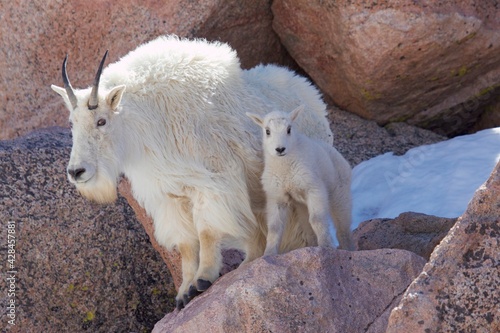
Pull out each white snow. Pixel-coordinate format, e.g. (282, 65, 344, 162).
(351, 127, 500, 229)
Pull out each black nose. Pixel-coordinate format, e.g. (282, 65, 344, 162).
(276, 147, 286, 154)
(68, 168, 86, 180)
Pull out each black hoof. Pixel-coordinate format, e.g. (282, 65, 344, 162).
(183, 293, 190, 307)
(176, 298, 185, 310)
(197, 279, 212, 292)
(188, 285, 202, 298)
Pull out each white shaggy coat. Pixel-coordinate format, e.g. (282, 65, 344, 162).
(247, 106, 355, 255)
(51, 35, 333, 308)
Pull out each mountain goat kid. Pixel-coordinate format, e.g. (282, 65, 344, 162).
(247, 106, 355, 255)
(51, 36, 334, 309)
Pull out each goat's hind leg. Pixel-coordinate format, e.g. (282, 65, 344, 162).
(330, 201, 355, 251)
(189, 192, 227, 295)
(330, 188, 356, 251)
(307, 190, 335, 247)
(192, 228, 223, 294)
(241, 221, 266, 264)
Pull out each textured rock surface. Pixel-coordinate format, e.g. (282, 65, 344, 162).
(0, 128, 175, 332)
(328, 106, 446, 166)
(471, 93, 500, 133)
(387, 161, 500, 333)
(0, 0, 292, 140)
(273, 0, 500, 136)
(353, 212, 457, 260)
(153, 247, 426, 333)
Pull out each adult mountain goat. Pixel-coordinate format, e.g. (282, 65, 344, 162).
(51, 35, 333, 309)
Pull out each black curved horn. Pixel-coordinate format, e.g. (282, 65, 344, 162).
(62, 55, 78, 109)
(88, 50, 108, 110)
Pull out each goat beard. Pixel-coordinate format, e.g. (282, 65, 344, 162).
(75, 171, 118, 204)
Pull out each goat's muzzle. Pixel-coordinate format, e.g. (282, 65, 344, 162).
(275, 147, 286, 156)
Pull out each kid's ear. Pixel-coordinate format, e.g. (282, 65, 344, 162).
(290, 104, 305, 122)
(51, 85, 73, 111)
(106, 85, 126, 110)
(246, 112, 264, 127)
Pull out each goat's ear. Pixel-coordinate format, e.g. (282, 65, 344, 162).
(51, 85, 73, 110)
(290, 105, 305, 122)
(106, 85, 126, 110)
(246, 112, 264, 127)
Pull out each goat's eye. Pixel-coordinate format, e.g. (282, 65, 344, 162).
(97, 118, 106, 127)
(265, 128, 271, 136)
(287, 126, 291, 134)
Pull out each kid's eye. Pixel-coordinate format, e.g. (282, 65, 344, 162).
(97, 118, 106, 127)
(265, 128, 270, 136)
(287, 126, 291, 134)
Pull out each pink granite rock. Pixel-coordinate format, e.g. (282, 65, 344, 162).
(272, 0, 500, 136)
(153, 247, 426, 333)
(0, 0, 292, 140)
(387, 161, 500, 332)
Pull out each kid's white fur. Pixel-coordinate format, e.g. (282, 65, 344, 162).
(247, 106, 355, 255)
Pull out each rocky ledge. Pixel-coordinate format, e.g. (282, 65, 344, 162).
(149, 159, 500, 333)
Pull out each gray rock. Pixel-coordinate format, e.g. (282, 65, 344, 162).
(328, 107, 446, 166)
(353, 212, 457, 260)
(0, 127, 175, 332)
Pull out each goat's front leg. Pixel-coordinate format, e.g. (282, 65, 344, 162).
(153, 196, 199, 310)
(264, 199, 289, 256)
(176, 242, 200, 310)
